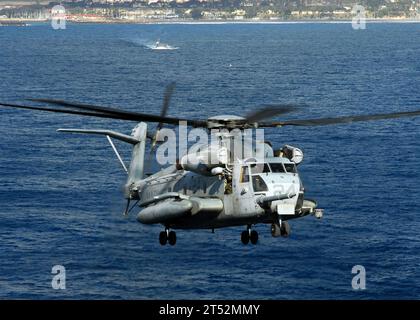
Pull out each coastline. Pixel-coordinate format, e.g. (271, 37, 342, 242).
(1, 17, 420, 25)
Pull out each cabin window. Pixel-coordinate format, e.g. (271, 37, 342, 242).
(269, 163, 286, 173)
(250, 163, 270, 174)
(240, 166, 249, 183)
(284, 163, 297, 173)
(252, 175, 268, 192)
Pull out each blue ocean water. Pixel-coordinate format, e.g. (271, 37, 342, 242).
(0, 22, 419, 299)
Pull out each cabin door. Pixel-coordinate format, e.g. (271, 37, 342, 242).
(234, 165, 256, 216)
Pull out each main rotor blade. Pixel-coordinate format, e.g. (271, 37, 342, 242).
(260, 109, 420, 127)
(29, 98, 186, 125)
(148, 82, 177, 174)
(0, 102, 136, 120)
(160, 82, 176, 120)
(245, 104, 298, 123)
(156, 82, 176, 135)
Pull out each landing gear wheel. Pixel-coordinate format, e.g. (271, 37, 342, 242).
(168, 231, 177, 246)
(159, 231, 167, 245)
(250, 230, 258, 245)
(280, 221, 291, 237)
(271, 223, 281, 237)
(241, 230, 250, 245)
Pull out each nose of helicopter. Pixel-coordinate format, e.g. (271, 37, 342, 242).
(257, 173, 301, 216)
(260, 172, 300, 195)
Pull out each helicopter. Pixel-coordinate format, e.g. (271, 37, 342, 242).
(1, 83, 420, 246)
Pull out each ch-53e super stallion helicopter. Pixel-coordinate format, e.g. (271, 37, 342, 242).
(1, 83, 420, 246)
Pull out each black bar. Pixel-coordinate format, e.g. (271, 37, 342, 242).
(0, 300, 418, 318)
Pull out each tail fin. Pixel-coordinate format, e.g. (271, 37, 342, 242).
(125, 122, 148, 198)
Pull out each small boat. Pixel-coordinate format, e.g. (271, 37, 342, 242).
(149, 39, 177, 50)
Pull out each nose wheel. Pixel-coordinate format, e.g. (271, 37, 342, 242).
(241, 226, 258, 245)
(271, 220, 291, 237)
(159, 228, 177, 246)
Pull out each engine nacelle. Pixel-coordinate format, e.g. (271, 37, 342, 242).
(137, 197, 223, 224)
(281, 145, 304, 164)
(180, 144, 228, 176)
(137, 199, 192, 224)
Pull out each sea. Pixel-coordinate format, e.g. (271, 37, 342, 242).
(0, 22, 419, 299)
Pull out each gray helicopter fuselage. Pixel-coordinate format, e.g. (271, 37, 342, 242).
(135, 156, 306, 229)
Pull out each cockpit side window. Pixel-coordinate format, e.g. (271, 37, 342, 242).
(284, 163, 297, 173)
(250, 163, 270, 174)
(240, 166, 249, 183)
(252, 175, 268, 192)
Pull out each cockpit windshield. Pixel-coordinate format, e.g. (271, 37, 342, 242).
(247, 162, 297, 175)
(250, 163, 270, 174)
(269, 163, 285, 173)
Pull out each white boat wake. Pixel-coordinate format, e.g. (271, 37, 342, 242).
(123, 37, 179, 50)
(146, 40, 178, 51)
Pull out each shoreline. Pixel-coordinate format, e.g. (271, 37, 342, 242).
(1, 17, 420, 25)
